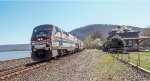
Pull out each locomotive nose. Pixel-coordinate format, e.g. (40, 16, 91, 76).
(31, 39, 51, 51)
(31, 39, 52, 61)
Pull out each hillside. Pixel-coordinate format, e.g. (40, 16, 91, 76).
(69, 24, 143, 40)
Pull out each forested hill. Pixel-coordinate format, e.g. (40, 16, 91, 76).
(69, 24, 143, 40)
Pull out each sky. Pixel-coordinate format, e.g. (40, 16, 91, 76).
(0, 0, 150, 45)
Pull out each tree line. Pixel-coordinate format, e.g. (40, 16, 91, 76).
(83, 27, 150, 50)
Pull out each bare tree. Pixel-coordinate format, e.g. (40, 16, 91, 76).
(141, 26, 150, 46)
(84, 30, 104, 49)
(90, 30, 105, 42)
(142, 27, 150, 37)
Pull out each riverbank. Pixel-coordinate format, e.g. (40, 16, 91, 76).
(0, 57, 32, 71)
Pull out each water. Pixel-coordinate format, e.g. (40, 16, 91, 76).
(0, 51, 31, 61)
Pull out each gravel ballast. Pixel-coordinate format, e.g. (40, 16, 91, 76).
(2, 49, 150, 81)
(0, 57, 32, 71)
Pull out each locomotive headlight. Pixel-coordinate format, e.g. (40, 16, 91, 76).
(37, 38, 43, 41)
(37, 38, 41, 41)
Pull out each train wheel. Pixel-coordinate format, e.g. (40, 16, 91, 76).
(35, 50, 46, 58)
(65, 50, 69, 55)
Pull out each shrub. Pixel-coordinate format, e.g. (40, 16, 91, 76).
(104, 35, 124, 52)
(84, 36, 103, 49)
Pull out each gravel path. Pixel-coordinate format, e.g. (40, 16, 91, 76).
(2, 49, 150, 81)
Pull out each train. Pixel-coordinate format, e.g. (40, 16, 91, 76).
(31, 24, 85, 61)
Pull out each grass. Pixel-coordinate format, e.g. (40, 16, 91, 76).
(112, 51, 150, 71)
(90, 49, 127, 81)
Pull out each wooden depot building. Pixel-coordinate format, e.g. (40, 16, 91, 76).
(108, 25, 150, 51)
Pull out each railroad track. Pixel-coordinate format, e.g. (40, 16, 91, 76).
(0, 51, 84, 80)
(0, 61, 47, 80)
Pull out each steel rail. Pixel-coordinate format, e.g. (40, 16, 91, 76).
(0, 62, 47, 80)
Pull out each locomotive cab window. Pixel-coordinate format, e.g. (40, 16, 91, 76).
(31, 25, 53, 41)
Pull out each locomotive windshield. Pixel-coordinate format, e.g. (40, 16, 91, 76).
(31, 25, 53, 41)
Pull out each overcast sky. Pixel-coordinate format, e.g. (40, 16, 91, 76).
(0, 1, 150, 45)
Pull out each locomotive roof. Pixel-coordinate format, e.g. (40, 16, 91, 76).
(34, 24, 83, 42)
(34, 24, 55, 29)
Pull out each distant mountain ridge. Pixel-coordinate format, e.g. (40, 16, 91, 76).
(69, 24, 144, 40)
(0, 44, 31, 52)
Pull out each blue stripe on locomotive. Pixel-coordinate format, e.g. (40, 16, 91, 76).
(53, 39, 75, 44)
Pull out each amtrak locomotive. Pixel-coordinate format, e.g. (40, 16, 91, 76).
(31, 24, 85, 61)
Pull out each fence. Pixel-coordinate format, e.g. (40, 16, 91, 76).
(109, 52, 150, 71)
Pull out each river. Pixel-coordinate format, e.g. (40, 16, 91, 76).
(0, 51, 31, 61)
